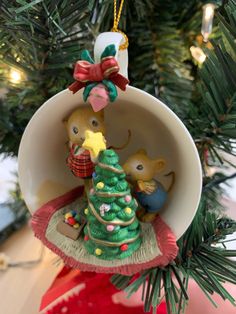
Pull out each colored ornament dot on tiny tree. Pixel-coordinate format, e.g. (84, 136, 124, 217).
(124, 207, 132, 214)
(90, 188, 95, 195)
(84, 235, 89, 241)
(96, 182, 104, 189)
(84, 208, 89, 215)
(95, 248, 103, 256)
(124, 195, 132, 203)
(106, 224, 115, 232)
(120, 244, 128, 251)
(99, 203, 111, 216)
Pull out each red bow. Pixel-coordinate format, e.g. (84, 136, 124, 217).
(68, 57, 129, 94)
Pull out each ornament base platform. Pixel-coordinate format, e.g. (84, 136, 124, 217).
(32, 186, 178, 275)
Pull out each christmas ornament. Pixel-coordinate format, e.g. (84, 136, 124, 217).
(18, 10, 202, 274)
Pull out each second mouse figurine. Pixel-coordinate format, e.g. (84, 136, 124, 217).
(123, 149, 174, 222)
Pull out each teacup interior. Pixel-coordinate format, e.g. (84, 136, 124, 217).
(18, 87, 202, 239)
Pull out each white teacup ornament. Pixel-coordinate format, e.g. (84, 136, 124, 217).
(18, 32, 202, 275)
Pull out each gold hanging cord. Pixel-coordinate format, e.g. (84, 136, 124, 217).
(111, 0, 129, 50)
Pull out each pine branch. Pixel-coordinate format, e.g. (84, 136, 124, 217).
(203, 171, 236, 191)
(187, 1, 236, 162)
(112, 201, 236, 314)
(0, 0, 93, 155)
(111, 4, 236, 311)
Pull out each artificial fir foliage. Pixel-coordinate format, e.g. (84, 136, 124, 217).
(1, 0, 236, 313)
(84, 149, 142, 260)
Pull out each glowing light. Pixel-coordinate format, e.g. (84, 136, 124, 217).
(190, 46, 206, 64)
(205, 5, 214, 19)
(9, 69, 22, 84)
(201, 3, 215, 42)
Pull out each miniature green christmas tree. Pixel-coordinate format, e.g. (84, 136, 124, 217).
(83, 149, 142, 260)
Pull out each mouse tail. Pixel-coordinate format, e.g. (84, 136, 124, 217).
(108, 129, 131, 151)
(165, 171, 175, 192)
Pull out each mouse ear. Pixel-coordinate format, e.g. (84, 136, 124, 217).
(154, 158, 166, 172)
(136, 148, 147, 155)
(62, 118, 68, 127)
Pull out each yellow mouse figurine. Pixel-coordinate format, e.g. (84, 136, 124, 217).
(123, 149, 174, 222)
(64, 107, 105, 148)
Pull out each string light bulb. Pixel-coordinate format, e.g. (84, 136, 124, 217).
(190, 46, 206, 64)
(201, 3, 216, 42)
(9, 68, 22, 84)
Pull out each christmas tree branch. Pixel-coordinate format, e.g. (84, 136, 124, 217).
(112, 203, 236, 313)
(112, 6, 236, 311)
(203, 171, 236, 190)
(0, 0, 92, 155)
